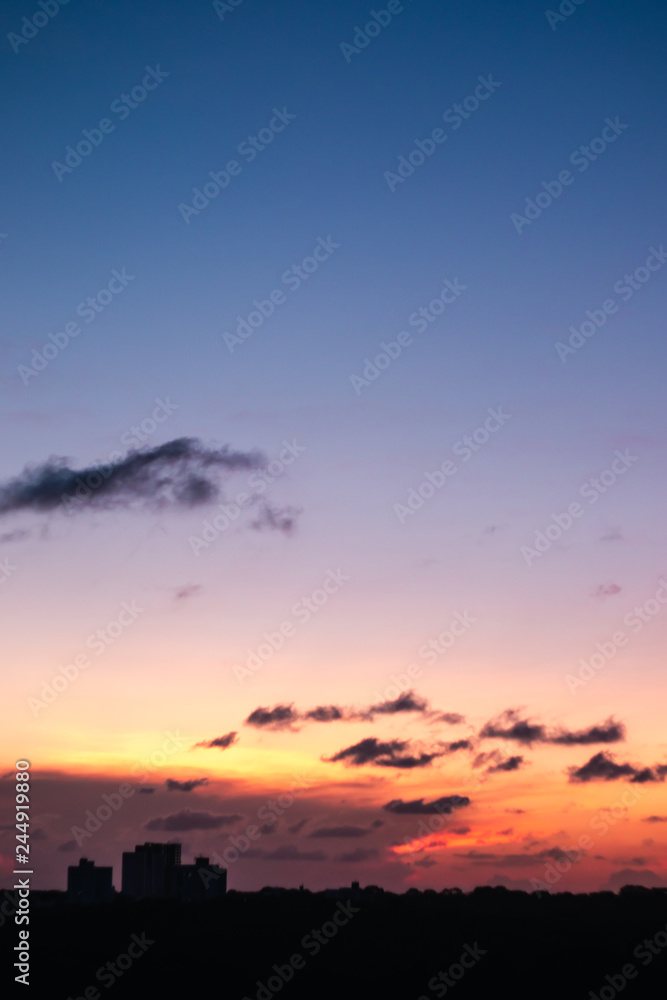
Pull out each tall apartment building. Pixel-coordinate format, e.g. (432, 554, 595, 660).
(121, 842, 182, 899)
(121, 843, 226, 901)
(67, 858, 114, 903)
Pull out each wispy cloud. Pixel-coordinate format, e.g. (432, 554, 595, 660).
(473, 750, 526, 775)
(487, 755, 524, 773)
(0, 438, 273, 517)
(165, 777, 209, 792)
(194, 731, 238, 750)
(144, 809, 242, 831)
(550, 720, 625, 745)
(479, 709, 625, 747)
(245, 705, 299, 731)
(324, 735, 447, 769)
(568, 752, 667, 783)
(383, 796, 470, 815)
(325, 737, 410, 766)
(244, 691, 435, 730)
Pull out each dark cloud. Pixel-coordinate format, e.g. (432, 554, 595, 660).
(383, 796, 471, 816)
(473, 750, 524, 774)
(455, 847, 571, 868)
(436, 713, 465, 725)
(413, 856, 437, 868)
(365, 691, 429, 717)
(453, 850, 496, 862)
(245, 705, 298, 731)
(175, 584, 202, 601)
(325, 737, 409, 766)
(304, 706, 344, 722)
(567, 752, 664, 783)
(0, 438, 268, 516)
(259, 819, 279, 835)
(550, 719, 625, 745)
(443, 740, 471, 753)
(243, 691, 436, 729)
(334, 848, 379, 863)
(138, 787, 155, 794)
(486, 755, 524, 773)
(480, 710, 546, 745)
(326, 736, 444, 768)
(57, 840, 76, 852)
(506, 808, 526, 814)
(308, 825, 369, 838)
(630, 765, 667, 784)
(376, 752, 443, 769)
(288, 818, 308, 834)
(195, 731, 238, 750)
(144, 810, 241, 831)
(250, 504, 301, 533)
(165, 778, 209, 792)
(481, 709, 626, 748)
(643, 816, 667, 823)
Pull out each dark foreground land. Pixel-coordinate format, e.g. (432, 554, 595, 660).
(4, 885, 667, 999)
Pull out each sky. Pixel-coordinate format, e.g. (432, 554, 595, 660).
(1, 0, 667, 895)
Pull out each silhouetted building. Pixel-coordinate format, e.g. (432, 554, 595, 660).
(177, 856, 227, 901)
(121, 842, 181, 899)
(67, 858, 114, 904)
(121, 844, 226, 901)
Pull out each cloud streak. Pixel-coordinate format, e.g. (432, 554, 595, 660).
(194, 731, 238, 750)
(325, 737, 444, 769)
(165, 778, 209, 792)
(144, 809, 242, 831)
(479, 709, 625, 747)
(244, 691, 435, 731)
(0, 438, 277, 517)
(486, 755, 525, 773)
(383, 796, 470, 815)
(245, 705, 299, 731)
(568, 752, 667, 783)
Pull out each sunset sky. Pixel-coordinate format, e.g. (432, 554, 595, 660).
(1, 0, 667, 895)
